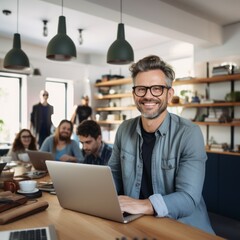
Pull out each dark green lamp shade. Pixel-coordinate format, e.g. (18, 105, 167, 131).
(46, 16, 76, 61)
(4, 33, 30, 70)
(107, 23, 134, 65)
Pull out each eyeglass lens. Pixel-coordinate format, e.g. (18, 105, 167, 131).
(133, 85, 169, 97)
(21, 135, 31, 139)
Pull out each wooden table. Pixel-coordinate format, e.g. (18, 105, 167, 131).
(1, 171, 224, 240)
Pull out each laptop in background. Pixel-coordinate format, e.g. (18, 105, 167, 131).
(0, 224, 58, 240)
(27, 150, 54, 171)
(46, 161, 143, 223)
(0, 162, 7, 175)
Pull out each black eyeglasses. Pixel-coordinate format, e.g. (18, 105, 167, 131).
(43, 94, 49, 97)
(132, 85, 171, 97)
(21, 135, 31, 139)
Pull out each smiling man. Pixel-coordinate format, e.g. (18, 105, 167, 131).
(40, 119, 83, 162)
(76, 120, 112, 165)
(108, 55, 215, 234)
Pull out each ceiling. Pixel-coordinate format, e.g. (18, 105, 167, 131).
(1, 0, 240, 58)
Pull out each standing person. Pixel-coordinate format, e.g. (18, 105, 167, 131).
(76, 120, 112, 165)
(40, 119, 83, 162)
(30, 90, 54, 148)
(108, 55, 214, 234)
(7, 129, 37, 161)
(70, 95, 92, 125)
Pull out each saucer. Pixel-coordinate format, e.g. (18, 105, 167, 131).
(17, 188, 39, 194)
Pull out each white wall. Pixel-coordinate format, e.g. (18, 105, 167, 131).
(0, 21, 240, 145)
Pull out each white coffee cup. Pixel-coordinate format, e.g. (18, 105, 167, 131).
(18, 153, 30, 162)
(19, 180, 37, 192)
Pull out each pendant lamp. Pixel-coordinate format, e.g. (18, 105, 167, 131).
(107, 0, 134, 65)
(46, 0, 76, 61)
(4, 0, 30, 70)
(33, 68, 41, 76)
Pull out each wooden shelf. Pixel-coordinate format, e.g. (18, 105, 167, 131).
(97, 120, 123, 125)
(206, 150, 240, 156)
(169, 102, 240, 108)
(95, 92, 132, 100)
(96, 106, 136, 111)
(194, 121, 240, 127)
(95, 78, 132, 87)
(173, 74, 240, 86)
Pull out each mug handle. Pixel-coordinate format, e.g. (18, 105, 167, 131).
(9, 182, 17, 193)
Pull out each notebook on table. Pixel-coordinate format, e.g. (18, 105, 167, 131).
(26, 150, 55, 171)
(0, 224, 58, 240)
(46, 161, 143, 223)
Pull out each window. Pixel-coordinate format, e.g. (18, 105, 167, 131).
(0, 73, 25, 143)
(46, 79, 73, 128)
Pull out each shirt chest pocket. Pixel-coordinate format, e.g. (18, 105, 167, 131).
(120, 150, 136, 178)
(161, 158, 176, 170)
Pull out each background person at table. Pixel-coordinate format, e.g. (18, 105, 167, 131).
(7, 129, 37, 161)
(108, 55, 214, 234)
(40, 119, 83, 162)
(30, 90, 54, 148)
(76, 120, 112, 165)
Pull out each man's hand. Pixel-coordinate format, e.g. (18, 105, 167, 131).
(118, 195, 154, 215)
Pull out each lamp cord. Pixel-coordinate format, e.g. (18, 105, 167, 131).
(61, 0, 64, 16)
(120, 0, 122, 23)
(17, 0, 19, 33)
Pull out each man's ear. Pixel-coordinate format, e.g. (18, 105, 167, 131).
(167, 87, 175, 104)
(97, 135, 102, 143)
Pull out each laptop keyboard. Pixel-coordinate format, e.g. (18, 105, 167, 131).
(9, 228, 48, 240)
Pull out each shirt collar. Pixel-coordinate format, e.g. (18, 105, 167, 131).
(136, 112, 170, 136)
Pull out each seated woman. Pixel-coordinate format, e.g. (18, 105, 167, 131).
(40, 119, 83, 163)
(7, 129, 37, 161)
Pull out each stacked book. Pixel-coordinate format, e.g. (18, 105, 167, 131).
(210, 143, 228, 152)
(212, 65, 232, 76)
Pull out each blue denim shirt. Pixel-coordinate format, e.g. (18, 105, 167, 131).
(108, 112, 214, 234)
(40, 135, 84, 163)
(83, 142, 112, 165)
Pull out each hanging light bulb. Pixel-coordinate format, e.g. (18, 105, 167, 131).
(78, 29, 83, 45)
(107, 0, 134, 65)
(43, 20, 48, 37)
(46, 0, 76, 61)
(3, 0, 30, 70)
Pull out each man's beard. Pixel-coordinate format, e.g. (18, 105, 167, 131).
(59, 133, 70, 141)
(135, 97, 168, 119)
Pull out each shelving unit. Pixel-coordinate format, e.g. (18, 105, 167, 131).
(171, 74, 240, 156)
(173, 74, 240, 85)
(94, 77, 136, 125)
(95, 78, 132, 87)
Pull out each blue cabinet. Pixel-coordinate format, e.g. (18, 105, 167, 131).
(203, 153, 240, 220)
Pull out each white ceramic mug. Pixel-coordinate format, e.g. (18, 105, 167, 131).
(18, 153, 30, 162)
(19, 180, 37, 192)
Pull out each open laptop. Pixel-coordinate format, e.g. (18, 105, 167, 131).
(46, 161, 143, 223)
(0, 224, 58, 240)
(27, 150, 54, 171)
(0, 162, 7, 175)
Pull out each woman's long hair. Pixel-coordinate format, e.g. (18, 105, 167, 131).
(12, 129, 37, 152)
(53, 120, 73, 152)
